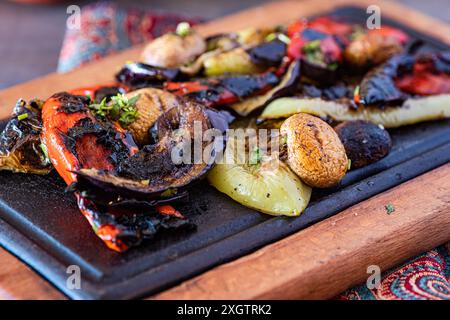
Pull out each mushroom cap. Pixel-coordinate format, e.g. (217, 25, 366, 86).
(125, 88, 180, 146)
(280, 113, 348, 188)
(141, 32, 206, 68)
(334, 120, 392, 169)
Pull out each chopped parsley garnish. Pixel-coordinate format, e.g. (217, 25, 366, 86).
(385, 204, 395, 215)
(176, 22, 191, 37)
(281, 134, 288, 146)
(328, 62, 339, 70)
(265, 32, 291, 44)
(160, 188, 178, 198)
(17, 113, 29, 121)
(347, 159, 352, 170)
(302, 40, 326, 68)
(249, 147, 263, 165)
(39, 143, 51, 164)
(302, 40, 339, 70)
(303, 39, 321, 52)
(89, 93, 140, 127)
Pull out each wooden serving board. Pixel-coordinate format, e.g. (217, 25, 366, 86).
(0, 0, 449, 299)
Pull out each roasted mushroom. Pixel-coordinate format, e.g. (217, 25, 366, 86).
(124, 88, 181, 146)
(0, 99, 51, 174)
(345, 26, 409, 67)
(141, 26, 206, 68)
(280, 113, 348, 188)
(334, 120, 392, 169)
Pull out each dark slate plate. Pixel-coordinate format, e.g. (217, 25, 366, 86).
(0, 6, 449, 299)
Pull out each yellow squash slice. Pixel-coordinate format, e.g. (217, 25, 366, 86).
(208, 137, 311, 216)
(259, 95, 450, 128)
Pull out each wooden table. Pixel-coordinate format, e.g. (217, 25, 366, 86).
(0, 0, 449, 300)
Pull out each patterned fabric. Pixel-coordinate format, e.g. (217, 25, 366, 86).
(58, 2, 202, 72)
(57, 1, 450, 301)
(339, 243, 450, 300)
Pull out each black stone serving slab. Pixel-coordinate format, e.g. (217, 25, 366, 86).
(0, 6, 449, 299)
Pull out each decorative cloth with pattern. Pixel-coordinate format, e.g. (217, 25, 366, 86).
(58, 2, 201, 72)
(340, 243, 450, 300)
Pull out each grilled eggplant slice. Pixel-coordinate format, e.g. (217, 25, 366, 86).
(358, 52, 450, 106)
(259, 95, 450, 128)
(335, 120, 392, 169)
(248, 39, 287, 67)
(164, 71, 280, 108)
(76, 99, 226, 199)
(0, 99, 51, 174)
(116, 62, 181, 89)
(358, 54, 409, 106)
(230, 60, 301, 116)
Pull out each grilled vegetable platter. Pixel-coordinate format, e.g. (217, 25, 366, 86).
(1, 15, 449, 254)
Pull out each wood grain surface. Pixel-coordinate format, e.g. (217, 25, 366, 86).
(153, 163, 450, 299)
(0, 0, 449, 300)
(0, 249, 64, 300)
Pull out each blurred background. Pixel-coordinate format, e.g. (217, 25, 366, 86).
(0, 0, 448, 89)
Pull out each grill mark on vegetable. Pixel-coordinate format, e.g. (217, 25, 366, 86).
(53, 92, 90, 114)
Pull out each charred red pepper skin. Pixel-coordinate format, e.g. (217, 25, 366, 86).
(286, 17, 408, 66)
(76, 194, 128, 252)
(41, 86, 138, 252)
(308, 17, 353, 36)
(156, 205, 184, 219)
(41, 86, 137, 185)
(395, 58, 450, 96)
(396, 72, 450, 95)
(286, 17, 351, 63)
(41, 85, 189, 252)
(164, 72, 280, 108)
(70, 83, 129, 101)
(41, 94, 89, 185)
